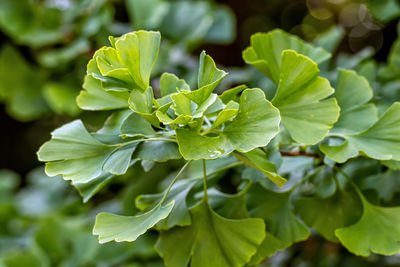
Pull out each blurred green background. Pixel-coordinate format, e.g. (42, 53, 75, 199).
(1, 0, 400, 266)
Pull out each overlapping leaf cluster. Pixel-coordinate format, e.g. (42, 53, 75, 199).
(37, 28, 400, 266)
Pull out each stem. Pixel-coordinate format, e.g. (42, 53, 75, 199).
(203, 159, 208, 201)
(160, 161, 192, 204)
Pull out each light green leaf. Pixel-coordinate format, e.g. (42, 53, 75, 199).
(219, 84, 246, 104)
(295, 189, 362, 242)
(156, 200, 265, 267)
(176, 129, 232, 160)
(120, 112, 156, 137)
(103, 144, 137, 175)
(129, 87, 160, 127)
(115, 31, 161, 91)
(160, 72, 190, 97)
(330, 69, 378, 134)
(37, 120, 115, 183)
(335, 190, 400, 256)
(247, 184, 310, 246)
(271, 50, 339, 144)
(321, 103, 400, 162)
(176, 88, 280, 160)
(243, 29, 330, 84)
(37, 120, 137, 183)
(211, 100, 239, 129)
(93, 201, 174, 244)
(77, 75, 129, 110)
(184, 51, 227, 105)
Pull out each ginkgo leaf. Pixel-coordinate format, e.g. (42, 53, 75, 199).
(120, 112, 156, 137)
(233, 149, 286, 187)
(247, 232, 285, 266)
(136, 179, 198, 230)
(134, 141, 182, 162)
(37, 120, 115, 183)
(86, 31, 160, 93)
(114, 31, 161, 91)
(295, 189, 362, 242)
(335, 189, 400, 256)
(129, 87, 160, 127)
(205, 187, 250, 219)
(330, 69, 378, 134)
(243, 29, 330, 84)
(271, 50, 339, 145)
(77, 75, 129, 110)
(361, 170, 400, 202)
(93, 161, 192, 243)
(320, 102, 400, 163)
(93, 201, 174, 243)
(247, 184, 310, 246)
(37, 120, 137, 183)
(0, 45, 49, 121)
(155, 199, 265, 267)
(176, 88, 280, 160)
(183, 51, 227, 105)
(160, 72, 190, 97)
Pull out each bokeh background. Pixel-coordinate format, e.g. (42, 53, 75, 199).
(1, 0, 400, 266)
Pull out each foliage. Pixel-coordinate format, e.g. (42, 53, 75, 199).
(35, 24, 400, 267)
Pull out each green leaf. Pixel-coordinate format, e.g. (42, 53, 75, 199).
(120, 112, 156, 137)
(156, 199, 265, 267)
(330, 69, 378, 134)
(247, 232, 285, 266)
(295, 189, 362, 242)
(271, 50, 339, 144)
(37, 120, 115, 183)
(183, 51, 227, 105)
(0, 45, 49, 121)
(247, 184, 310, 246)
(93, 201, 174, 243)
(367, 0, 400, 23)
(136, 179, 198, 230)
(320, 103, 400, 163)
(160, 72, 190, 97)
(233, 150, 286, 187)
(361, 170, 400, 202)
(114, 31, 161, 91)
(37, 120, 137, 183)
(43, 82, 80, 116)
(219, 84, 247, 104)
(77, 75, 129, 110)
(205, 187, 250, 219)
(176, 88, 280, 160)
(135, 141, 181, 162)
(335, 190, 400, 256)
(211, 100, 239, 129)
(74, 171, 114, 203)
(129, 87, 160, 127)
(93, 161, 192, 243)
(243, 29, 331, 84)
